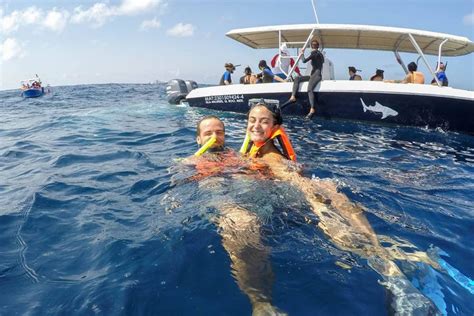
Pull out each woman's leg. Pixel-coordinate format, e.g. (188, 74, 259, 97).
(289, 75, 310, 101)
(306, 70, 322, 117)
(217, 204, 281, 314)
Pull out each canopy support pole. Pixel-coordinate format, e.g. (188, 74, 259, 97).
(437, 39, 448, 71)
(408, 33, 440, 86)
(286, 29, 316, 79)
(394, 50, 408, 74)
(311, 0, 320, 24)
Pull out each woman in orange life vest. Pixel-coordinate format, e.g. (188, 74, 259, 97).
(237, 99, 440, 314)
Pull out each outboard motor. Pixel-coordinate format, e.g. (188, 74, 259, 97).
(185, 80, 198, 92)
(166, 79, 188, 104)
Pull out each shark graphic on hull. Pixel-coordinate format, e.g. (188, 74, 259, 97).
(360, 98, 398, 119)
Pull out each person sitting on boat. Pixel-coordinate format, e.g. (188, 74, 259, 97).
(370, 69, 384, 81)
(348, 66, 362, 80)
(270, 43, 301, 80)
(239, 66, 257, 84)
(286, 39, 324, 120)
(431, 62, 449, 86)
(256, 60, 285, 83)
(386, 62, 425, 84)
(220, 63, 236, 85)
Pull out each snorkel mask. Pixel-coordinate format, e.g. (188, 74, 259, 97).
(248, 98, 283, 125)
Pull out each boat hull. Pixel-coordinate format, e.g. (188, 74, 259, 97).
(185, 81, 474, 134)
(21, 88, 44, 98)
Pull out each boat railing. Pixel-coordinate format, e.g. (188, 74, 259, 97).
(284, 29, 317, 79)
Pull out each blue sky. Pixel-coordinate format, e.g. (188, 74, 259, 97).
(1, 0, 473, 90)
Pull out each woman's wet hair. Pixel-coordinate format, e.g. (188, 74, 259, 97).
(247, 99, 283, 125)
(408, 62, 418, 72)
(244, 66, 252, 75)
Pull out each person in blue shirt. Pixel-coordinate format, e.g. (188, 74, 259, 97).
(220, 63, 235, 85)
(431, 62, 448, 86)
(256, 60, 285, 83)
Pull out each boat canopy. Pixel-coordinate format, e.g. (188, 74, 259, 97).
(226, 24, 474, 56)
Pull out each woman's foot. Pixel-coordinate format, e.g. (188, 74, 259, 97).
(252, 302, 287, 316)
(305, 109, 315, 120)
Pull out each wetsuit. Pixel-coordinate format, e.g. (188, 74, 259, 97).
(257, 67, 275, 83)
(291, 49, 324, 111)
(220, 71, 232, 85)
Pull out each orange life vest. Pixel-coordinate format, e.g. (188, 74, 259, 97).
(240, 127, 296, 161)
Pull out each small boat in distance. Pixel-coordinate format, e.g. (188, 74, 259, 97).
(20, 75, 45, 98)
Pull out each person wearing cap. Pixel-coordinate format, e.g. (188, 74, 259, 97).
(348, 66, 362, 80)
(220, 63, 235, 85)
(270, 43, 302, 80)
(286, 38, 325, 119)
(431, 62, 448, 86)
(370, 69, 384, 81)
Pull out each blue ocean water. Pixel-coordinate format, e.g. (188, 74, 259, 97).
(1, 84, 473, 315)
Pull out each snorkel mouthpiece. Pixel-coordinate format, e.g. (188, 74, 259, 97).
(194, 135, 217, 157)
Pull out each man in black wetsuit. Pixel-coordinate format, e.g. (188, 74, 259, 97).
(287, 39, 324, 119)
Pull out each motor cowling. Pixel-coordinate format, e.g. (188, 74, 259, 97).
(166, 79, 188, 104)
(185, 80, 198, 92)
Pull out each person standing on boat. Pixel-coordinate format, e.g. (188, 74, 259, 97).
(220, 63, 235, 85)
(348, 66, 362, 80)
(287, 39, 324, 119)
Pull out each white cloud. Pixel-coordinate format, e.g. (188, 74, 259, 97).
(167, 23, 195, 37)
(23, 6, 42, 24)
(70, 3, 115, 27)
(43, 8, 69, 32)
(118, 0, 163, 15)
(1, 7, 44, 34)
(0, 37, 25, 61)
(1, 0, 166, 34)
(140, 17, 161, 30)
(1, 6, 69, 34)
(71, 0, 165, 27)
(463, 12, 474, 25)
